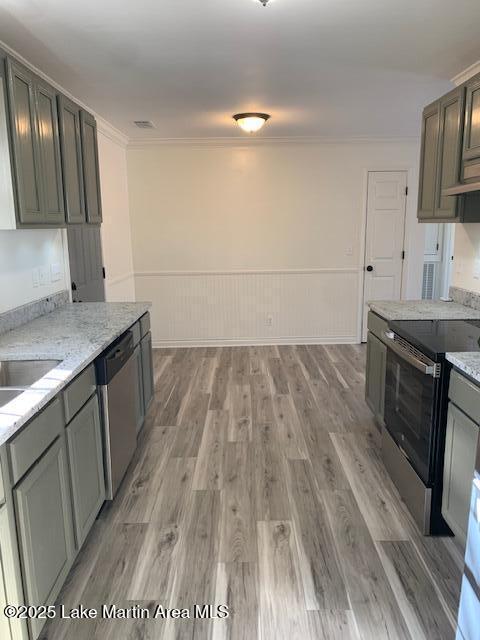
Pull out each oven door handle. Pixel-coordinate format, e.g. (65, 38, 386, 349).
(383, 331, 440, 378)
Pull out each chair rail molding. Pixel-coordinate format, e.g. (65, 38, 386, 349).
(134, 267, 362, 347)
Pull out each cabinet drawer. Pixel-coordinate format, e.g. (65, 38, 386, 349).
(449, 369, 480, 424)
(140, 312, 150, 338)
(367, 311, 389, 342)
(9, 397, 64, 485)
(130, 321, 141, 347)
(63, 365, 96, 423)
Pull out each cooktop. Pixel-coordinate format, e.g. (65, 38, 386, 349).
(389, 319, 480, 362)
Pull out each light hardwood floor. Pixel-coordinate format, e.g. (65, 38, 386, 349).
(41, 345, 462, 640)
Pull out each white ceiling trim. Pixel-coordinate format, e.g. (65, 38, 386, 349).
(128, 135, 420, 149)
(452, 60, 480, 85)
(0, 38, 129, 148)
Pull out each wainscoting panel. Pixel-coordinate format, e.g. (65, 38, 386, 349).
(105, 273, 136, 302)
(134, 269, 361, 346)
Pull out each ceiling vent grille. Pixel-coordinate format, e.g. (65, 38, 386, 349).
(134, 120, 155, 129)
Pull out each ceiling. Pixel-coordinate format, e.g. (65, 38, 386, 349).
(0, 0, 479, 140)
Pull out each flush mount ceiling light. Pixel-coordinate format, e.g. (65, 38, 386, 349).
(233, 113, 271, 133)
(258, 0, 270, 5)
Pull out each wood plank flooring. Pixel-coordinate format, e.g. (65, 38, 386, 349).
(41, 345, 461, 640)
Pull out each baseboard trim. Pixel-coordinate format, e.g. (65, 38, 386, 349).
(152, 336, 358, 348)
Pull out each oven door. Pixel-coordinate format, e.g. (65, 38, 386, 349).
(383, 331, 440, 486)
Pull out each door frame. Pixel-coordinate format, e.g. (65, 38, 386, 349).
(359, 168, 411, 342)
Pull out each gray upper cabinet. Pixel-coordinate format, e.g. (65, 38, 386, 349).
(418, 88, 465, 222)
(4, 56, 65, 227)
(14, 436, 75, 640)
(434, 87, 465, 220)
(66, 394, 105, 548)
(5, 58, 44, 225)
(35, 79, 64, 224)
(418, 101, 440, 221)
(80, 110, 102, 224)
(57, 95, 86, 224)
(463, 74, 480, 162)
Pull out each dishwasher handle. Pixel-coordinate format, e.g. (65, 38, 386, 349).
(96, 331, 134, 384)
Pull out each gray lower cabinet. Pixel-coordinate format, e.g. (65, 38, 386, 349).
(0, 515, 11, 638)
(141, 332, 154, 413)
(442, 402, 479, 547)
(66, 394, 105, 548)
(14, 435, 75, 639)
(365, 331, 387, 423)
(133, 344, 146, 433)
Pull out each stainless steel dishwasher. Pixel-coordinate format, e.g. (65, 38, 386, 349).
(96, 331, 137, 499)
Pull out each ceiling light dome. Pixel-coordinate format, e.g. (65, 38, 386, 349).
(233, 113, 271, 133)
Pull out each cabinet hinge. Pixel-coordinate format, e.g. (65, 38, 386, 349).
(401, 250, 405, 260)
(102, 267, 106, 279)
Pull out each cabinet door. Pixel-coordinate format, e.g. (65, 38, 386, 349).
(5, 58, 43, 225)
(80, 110, 102, 224)
(365, 331, 386, 421)
(434, 87, 465, 220)
(463, 75, 480, 162)
(133, 344, 145, 434)
(66, 394, 105, 548)
(57, 95, 85, 223)
(35, 80, 64, 224)
(418, 102, 440, 220)
(14, 436, 74, 640)
(0, 507, 13, 640)
(442, 403, 479, 547)
(141, 333, 154, 413)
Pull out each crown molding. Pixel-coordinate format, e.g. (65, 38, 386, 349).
(128, 135, 420, 149)
(452, 60, 480, 86)
(0, 38, 129, 148)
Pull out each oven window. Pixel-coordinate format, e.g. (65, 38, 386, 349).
(384, 348, 436, 484)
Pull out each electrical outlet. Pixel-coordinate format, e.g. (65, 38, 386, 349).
(50, 262, 62, 283)
(32, 267, 40, 288)
(266, 314, 273, 327)
(346, 246, 353, 256)
(39, 266, 49, 286)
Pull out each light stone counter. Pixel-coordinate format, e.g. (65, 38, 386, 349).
(0, 302, 150, 445)
(446, 353, 480, 385)
(368, 300, 480, 322)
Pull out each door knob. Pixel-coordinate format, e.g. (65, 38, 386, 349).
(366, 265, 374, 272)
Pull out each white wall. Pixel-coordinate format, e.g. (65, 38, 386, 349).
(0, 229, 68, 313)
(128, 139, 423, 346)
(452, 224, 480, 293)
(98, 131, 135, 302)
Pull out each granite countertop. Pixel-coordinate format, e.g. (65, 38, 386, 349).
(368, 300, 480, 322)
(446, 353, 480, 385)
(0, 302, 150, 445)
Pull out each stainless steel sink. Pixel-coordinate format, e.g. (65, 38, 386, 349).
(0, 360, 61, 387)
(0, 388, 23, 408)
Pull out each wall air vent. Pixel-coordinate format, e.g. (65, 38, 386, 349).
(134, 120, 155, 129)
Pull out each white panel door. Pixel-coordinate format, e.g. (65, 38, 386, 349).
(362, 171, 407, 341)
(424, 223, 443, 262)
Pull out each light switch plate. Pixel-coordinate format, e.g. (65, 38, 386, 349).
(39, 266, 49, 286)
(32, 267, 40, 288)
(50, 263, 62, 283)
